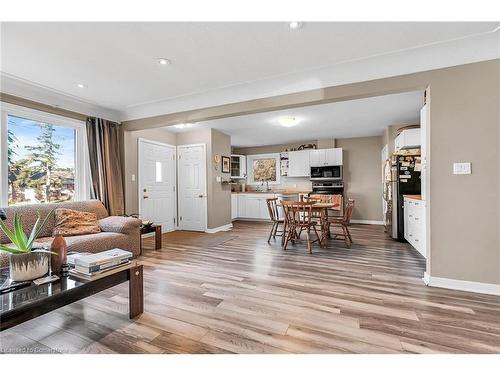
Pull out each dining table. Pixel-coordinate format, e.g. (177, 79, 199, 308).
(278, 201, 341, 247)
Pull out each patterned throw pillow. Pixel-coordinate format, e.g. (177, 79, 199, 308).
(53, 208, 101, 237)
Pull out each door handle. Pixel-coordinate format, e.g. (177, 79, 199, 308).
(198, 195, 205, 198)
(143, 195, 149, 199)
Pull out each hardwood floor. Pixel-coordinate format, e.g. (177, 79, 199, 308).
(2, 221, 500, 354)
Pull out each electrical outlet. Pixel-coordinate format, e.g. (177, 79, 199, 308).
(453, 162, 471, 175)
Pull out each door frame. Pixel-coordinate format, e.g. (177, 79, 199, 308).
(137, 138, 177, 233)
(176, 143, 208, 232)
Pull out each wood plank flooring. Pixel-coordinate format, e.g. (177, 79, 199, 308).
(2, 221, 500, 354)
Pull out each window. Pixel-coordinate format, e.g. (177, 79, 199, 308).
(1, 103, 89, 206)
(246, 153, 281, 185)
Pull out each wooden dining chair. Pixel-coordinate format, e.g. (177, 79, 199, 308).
(282, 201, 322, 254)
(328, 199, 355, 247)
(266, 198, 284, 243)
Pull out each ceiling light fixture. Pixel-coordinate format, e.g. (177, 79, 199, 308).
(174, 123, 193, 129)
(279, 116, 300, 127)
(75, 83, 87, 89)
(158, 58, 172, 66)
(289, 22, 303, 30)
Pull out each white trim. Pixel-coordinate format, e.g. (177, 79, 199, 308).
(424, 274, 500, 296)
(0, 102, 89, 206)
(350, 219, 384, 225)
(1, 72, 121, 122)
(177, 143, 208, 232)
(137, 138, 177, 232)
(205, 223, 233, 234)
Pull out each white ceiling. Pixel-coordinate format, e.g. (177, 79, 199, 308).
(167, 91, 423, 147)
(1, 22, 498, 121)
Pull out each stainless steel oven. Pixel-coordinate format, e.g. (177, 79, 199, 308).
(311, 181, 344, 195)
(310, 165, 342, 181)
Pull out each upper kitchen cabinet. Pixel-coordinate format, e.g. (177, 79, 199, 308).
(394, 129, 421, 151)
(230, 154, 247, 179)
(288, 150, 311, 177)
(310, 148, 343, 167)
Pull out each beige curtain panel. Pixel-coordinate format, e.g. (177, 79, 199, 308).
(86, 117, 125, 216)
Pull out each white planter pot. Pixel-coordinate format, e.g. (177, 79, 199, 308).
(9, 252, 49, 282)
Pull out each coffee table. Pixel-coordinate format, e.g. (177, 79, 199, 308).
(0, 262, 143, 331)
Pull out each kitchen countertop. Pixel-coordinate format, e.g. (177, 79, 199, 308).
(403, 194, 422, 200)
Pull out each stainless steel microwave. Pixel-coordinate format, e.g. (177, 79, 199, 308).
(310, 165, 342, 181)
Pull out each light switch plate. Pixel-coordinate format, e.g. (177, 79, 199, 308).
(131, 174, 136, 181)
(453, 162, 471, 175)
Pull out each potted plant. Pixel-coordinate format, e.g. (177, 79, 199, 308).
(0, 210, 54, 282)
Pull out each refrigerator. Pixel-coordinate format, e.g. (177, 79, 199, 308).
(390, 154, 421, 241)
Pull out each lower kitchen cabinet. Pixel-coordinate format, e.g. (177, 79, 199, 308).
(404, 197, 426, 258)
(231, 194, 238, 220)
(234, 193, 275, 220)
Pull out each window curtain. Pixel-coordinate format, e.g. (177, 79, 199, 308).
(86, 117, 125, 215)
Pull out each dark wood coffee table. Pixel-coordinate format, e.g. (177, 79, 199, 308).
(0, 262, 143, 331)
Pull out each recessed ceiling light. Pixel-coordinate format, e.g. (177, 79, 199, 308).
(158, 58, 172, 66)
(279, 116, 300, 127)
(75, 83, 86, 89)
(289, 22, 303, 30)
(174, 123, 193, 129)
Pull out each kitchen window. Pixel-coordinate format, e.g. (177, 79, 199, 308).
(246, 153, 281, 185)
(0, 103, 90, 206)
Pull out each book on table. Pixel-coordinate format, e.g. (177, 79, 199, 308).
(69, 260, 136, 281)
(68, 248, 134, 279)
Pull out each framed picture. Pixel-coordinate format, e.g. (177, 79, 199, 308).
(221, 156, 230, 173)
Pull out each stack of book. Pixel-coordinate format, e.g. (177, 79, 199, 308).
(69, 249, 133, 280)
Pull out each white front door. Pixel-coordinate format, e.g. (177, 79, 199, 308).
(177, 144, 207, 231)
(138, 139, 176, 232)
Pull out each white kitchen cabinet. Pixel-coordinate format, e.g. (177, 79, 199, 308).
(230, 154, 247, 179)
(404, 197, 426, 258)
(309, 148, 343, 167)
(231, 194, 238, 220)
(288, 150, 311, 177)
(394, 129, 421, 151)
(234, 193, 274, 220)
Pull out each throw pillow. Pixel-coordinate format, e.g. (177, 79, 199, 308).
(53, 208, 101, 237)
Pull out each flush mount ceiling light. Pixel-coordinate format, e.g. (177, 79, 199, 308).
(289, 22, 303, 30)
(279, 116, 300, 127)
(173, 123, 193, 129)
(75, 83, 87, 89)
(157, 58, 172, 66)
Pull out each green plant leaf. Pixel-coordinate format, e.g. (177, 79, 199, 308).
(26, 211, 42, 250)
(14, 213, 28, 251)
(0, 244, 26, 254)
(0, 215, 22, 249)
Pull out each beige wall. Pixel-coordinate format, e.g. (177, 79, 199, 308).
(123, 128, 177, 215)
(336, 136, 383, 222)
(123, 59, 500, 285)
(177, 128, 232, 229)
(210, 129, 232, 228)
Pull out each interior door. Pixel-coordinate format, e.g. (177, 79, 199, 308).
(138, 139, 176, 232)
(177, 144, 207, 231)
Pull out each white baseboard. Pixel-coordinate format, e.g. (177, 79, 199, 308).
(423, 273, 500, 296)
(205, 223, 233, 233)
(350, 219, 384, 225)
